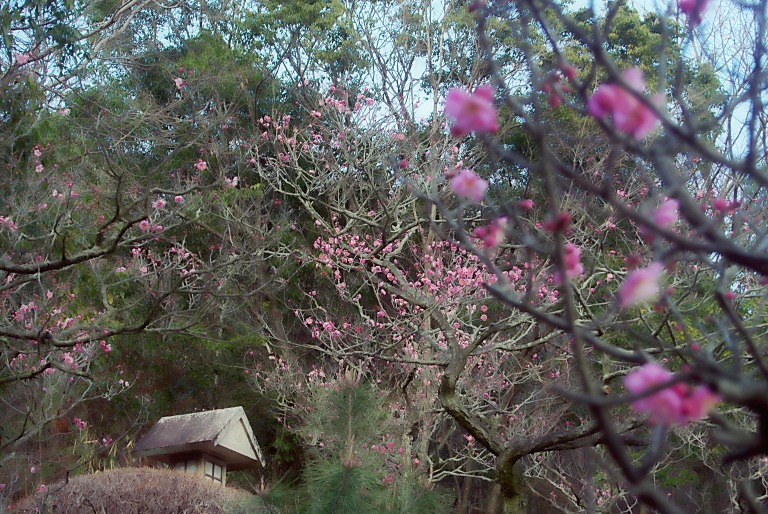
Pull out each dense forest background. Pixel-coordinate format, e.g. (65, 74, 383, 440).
(2, 0, 768, 512)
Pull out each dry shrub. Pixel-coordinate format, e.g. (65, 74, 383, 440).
(11, 467, 263, 514)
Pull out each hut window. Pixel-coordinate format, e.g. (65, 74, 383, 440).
(204, 460, 223, 483)
(174, 459, 198, 473)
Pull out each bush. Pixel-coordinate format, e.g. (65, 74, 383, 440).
(11, 467, 267, 514)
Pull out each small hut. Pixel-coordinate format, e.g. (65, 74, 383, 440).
(133, 406, 265, 486)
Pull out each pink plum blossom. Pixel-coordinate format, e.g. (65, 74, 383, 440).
(174, 77, 184, 89)
(541, 71, 573, 108)
(194, 159, 207, 172)
(625, 363, 684, 425)
(518, 199, 534, 211)
(560, 243, 585, 281)
(624, 362, 718, 425)
(561, 64, 577, 81)
(15, 53, 30, 65)
(139, 220, 150, 232)
(174, 195, 184, 204)
(450, 169, 488, 202)
(678, 0, 708, 27)
(653, 199, 679, 228)
(444, 84, 499, 138)
(617, 262, 665, 308)
(681, 385, 720, 420)
(712, 197, 728, 213)
(588, 68, 663, 140)
(543, 212, 571, 233)
(73, 417, 87, 431)
(473, 217, 507, 248)
(152, 197, 166, 210)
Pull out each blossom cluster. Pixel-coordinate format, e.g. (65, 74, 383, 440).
(624, 362, 718, 425)
(678, 0, 708, 27)
(450, 168, 488, 202)
(444, 84, 498, 138)
(559, 243, 584, 281)
(588, 68, 663, 140)
(0, 215, 18, 232)
(473, 217, 507, 248)
(617, 262, 665, 308)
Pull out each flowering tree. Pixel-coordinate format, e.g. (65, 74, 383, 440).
(238, 79, 642, 510)
(4, 0, 768, 513)
(244, 0, 768, 512)
(0, 1, 302, 502)
(418, 0, 768, 512)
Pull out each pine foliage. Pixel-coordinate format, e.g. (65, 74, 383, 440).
(265, 371, 452, 513)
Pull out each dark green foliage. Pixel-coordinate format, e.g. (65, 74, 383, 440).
(302, 460, 384, 514)
(303, 374, 387, 446)
(386, 478, 455, 514)
(263, 374, 453, 514)
(2, 1, 89, 61)
(568, 5, 725, 126)
(247, 0, 368, 83)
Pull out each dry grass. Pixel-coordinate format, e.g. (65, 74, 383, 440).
(11, 467, 263, 513)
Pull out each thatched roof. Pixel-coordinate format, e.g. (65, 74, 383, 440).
(133, 406, 264, 470)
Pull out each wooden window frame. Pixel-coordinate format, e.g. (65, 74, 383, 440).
(204, 459, 224, 484)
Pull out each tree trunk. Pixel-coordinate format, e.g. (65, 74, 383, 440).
(501, 494, 527, 514)
(497, 454, 529, 514)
